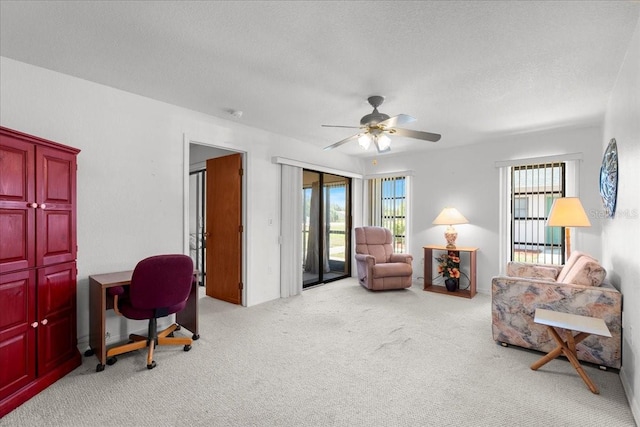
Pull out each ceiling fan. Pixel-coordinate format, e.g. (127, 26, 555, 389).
(322, 95, 441, 153)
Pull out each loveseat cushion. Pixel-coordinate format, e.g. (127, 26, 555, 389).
(556, 250, 588, 283)
(559, 255, 606, 287)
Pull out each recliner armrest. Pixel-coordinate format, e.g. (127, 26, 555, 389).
(389, 253, 413, 264)
(355, 253, 375, 264)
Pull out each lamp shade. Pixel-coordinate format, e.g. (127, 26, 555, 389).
(432, 207, 469, 225)
(547, 197, 591, 227)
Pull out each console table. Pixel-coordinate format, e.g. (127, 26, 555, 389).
(423, 245, 478, 298)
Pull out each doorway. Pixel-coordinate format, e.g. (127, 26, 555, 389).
(187, 143, 245, 305)
(302, 170, 351, 288)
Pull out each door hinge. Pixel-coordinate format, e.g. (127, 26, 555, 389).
(239, 282, 244, 290)
(239, 168, 244, 176)
(239, 225, 243, 233)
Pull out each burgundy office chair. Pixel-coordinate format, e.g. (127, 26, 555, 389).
(106, 254, 194, 369)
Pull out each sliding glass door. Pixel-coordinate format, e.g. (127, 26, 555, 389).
(302, 170, 351, 288)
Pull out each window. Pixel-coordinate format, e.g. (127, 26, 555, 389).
(368, 176, 407, 253)
(510, 163, 565, 264)
(513, 197, 528, 219)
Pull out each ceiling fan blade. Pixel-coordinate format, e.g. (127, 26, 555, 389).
(378, 114, 415, 128)
(391, 127, 441, 142)
(321, 125, 361, 129)
(324, 133, 361, 151)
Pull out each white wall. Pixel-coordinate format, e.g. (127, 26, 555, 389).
(364, 125, 605, 294)
(0, 56, 364, 348)
(602, 16, 640, 422)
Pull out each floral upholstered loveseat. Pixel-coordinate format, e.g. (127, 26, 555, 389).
(491, 251, 622, 369)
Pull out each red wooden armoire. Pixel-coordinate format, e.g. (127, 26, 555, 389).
(0, 126, 81, 417)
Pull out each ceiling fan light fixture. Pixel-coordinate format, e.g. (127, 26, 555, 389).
(358, 134, 372, 150)
(377, 134, 391, 151)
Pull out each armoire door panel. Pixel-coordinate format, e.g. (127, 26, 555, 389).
(0, 135, 35, 203)
(40, 156, 72, 203)
(0, 208, 35, 273)
(36, 147, 75, 206)
(36, 209, 74, 267)
(0, 270, 36, 401)
(37, 262, 77, 374)
(0, 333, 36, 401)
(0, 137, 36, 273)
(35, 147, 76, 267)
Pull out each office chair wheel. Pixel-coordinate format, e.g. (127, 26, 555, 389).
(184, 345, 192, 352)
(192, 334, 200, 340)
(96, 364, 105, 372)
(84, 349, 95, 357)
(147, 361, 157, 370)
(107, 357, 117, 365)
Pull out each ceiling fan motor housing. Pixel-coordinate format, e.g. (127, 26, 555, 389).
(360, 110, 390, 126)
(361, 96, 390, 126)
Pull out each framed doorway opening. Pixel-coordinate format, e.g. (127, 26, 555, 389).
(183, 136, 247, 306)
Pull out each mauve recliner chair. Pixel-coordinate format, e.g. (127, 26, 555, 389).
(354, 226, 413, 291)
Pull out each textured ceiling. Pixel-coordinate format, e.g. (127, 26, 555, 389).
(1, 1, 639, 157)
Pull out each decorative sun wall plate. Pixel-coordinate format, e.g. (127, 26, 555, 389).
(599, 138, 618, 218)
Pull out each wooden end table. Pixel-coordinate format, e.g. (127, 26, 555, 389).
(423, 245, 478, 298)
(530, 308, 612, 394)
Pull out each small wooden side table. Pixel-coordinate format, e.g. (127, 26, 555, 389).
(530, 308, 612, 394)
(423, 245, 478, 298)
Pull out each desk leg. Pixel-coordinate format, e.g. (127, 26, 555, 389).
(176, 280, 199, 340)
(88, 279, 108, 371)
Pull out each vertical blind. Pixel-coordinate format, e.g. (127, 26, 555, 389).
(368, 176, 406, 253)
(511, 162, 565, 264)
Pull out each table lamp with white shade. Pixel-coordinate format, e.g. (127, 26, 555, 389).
(546, 197, 591, 258)
(432, 207, 469, 249)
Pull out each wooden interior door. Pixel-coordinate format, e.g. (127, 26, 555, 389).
(205, 154, 243, 304)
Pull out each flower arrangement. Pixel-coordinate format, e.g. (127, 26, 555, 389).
(435, 251, 461, 279)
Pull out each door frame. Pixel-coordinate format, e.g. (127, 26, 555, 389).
(182, 134, 247, 306)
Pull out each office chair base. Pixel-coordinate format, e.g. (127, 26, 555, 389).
(104, 322, 193, 370)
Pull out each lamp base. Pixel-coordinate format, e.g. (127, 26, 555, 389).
(444, 226, 458, 249)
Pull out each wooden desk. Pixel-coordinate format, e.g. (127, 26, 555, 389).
(87, 270, 199, 372)
(423, 245, 478, 298)
(530, 308, 611, 394)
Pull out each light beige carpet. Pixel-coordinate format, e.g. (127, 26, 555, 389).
(1, 278, 635, 426)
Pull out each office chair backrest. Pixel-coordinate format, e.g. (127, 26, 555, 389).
(129, 254, 194, 311)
